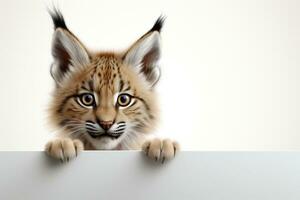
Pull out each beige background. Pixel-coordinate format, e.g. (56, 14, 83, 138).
(0, 0, 299, 150)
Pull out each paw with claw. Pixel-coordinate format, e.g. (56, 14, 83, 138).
(142, 138, 179, 163)
(45, 138, 84, 162)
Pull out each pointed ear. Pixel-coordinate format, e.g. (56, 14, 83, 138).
(123, 17, 165, 87)
(49, 9, 90, 84)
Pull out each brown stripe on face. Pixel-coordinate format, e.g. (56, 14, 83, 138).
(88, 80, 94, 91)
(149, 114, 155, 120)
(57, 94, 77, 113)
(134, 96, 150, 111)
(131, 96, 154, 121)
(117, 66, 125, 92)
(119, 79, 124, 92)
(59, 119, 69, 127)
(132, 118, 147, 131)
(81, 85, 89, 91)
(130, 99, 137, 107)
(123, 83, 131, 92)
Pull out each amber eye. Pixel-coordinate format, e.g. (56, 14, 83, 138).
(117, 94, 132, 107)
(78, 93, 95, 107)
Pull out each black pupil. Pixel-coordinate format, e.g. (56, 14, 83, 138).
(83, 95, 93, 104)
(120, 95, 128, 103)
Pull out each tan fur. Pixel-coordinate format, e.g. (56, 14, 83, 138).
(48, 54, 158, 148)
(45, 13, 178, 162)
(142, 139, 180, 163)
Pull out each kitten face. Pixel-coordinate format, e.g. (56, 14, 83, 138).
(50, 55, 158, 149)
(48, 9, 164, 149)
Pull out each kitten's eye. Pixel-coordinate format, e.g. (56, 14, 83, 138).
(78, 93, 95, 107)
(117, 94, 132, 107)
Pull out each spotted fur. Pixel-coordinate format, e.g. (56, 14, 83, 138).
(46, 8, 178, 162)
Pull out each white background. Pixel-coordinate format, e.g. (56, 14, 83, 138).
(0, 0, 299, 150)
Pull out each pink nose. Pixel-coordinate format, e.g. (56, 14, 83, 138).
(99, 120, 114, 130)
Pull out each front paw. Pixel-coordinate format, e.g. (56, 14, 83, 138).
(142, 138, 179, 163)
(45, 138, 84, 162)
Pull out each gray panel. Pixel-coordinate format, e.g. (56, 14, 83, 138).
(0, 151, 299, 200)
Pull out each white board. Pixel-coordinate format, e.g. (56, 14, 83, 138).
(0, 151, 299, 200)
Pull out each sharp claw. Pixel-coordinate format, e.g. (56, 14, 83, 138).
(174, 147, 177, 156)
(145, 146, 150, 156)
(75, 146, 78, 157)
(155, 156, 158, 161)
(161, 157, 165, 164)
(60, 158, 64, 163)
(66, 157, 69, 162)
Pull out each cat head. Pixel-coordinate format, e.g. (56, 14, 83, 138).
(48, 9, 163, 149)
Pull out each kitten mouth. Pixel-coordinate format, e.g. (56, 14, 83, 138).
(85, 121, 126, 139)
(87, 131, 123, 139)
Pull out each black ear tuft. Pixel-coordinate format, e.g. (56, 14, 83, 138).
(149, 15, 165, 33)
(48, 7, 68, 30)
